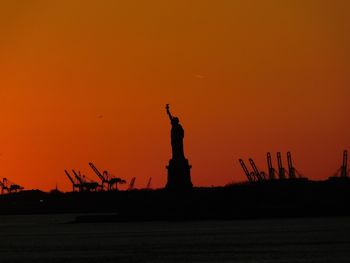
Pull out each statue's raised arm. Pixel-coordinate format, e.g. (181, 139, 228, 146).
(166, 104, 173, 121)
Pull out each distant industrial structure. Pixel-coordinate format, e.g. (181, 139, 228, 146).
(64, 170, 81, 192)
(72, 170, 99, 192)
(329, 150, 349, 180)
(239, 151, 306, 183)
(88, 162, 126, 191)
(64, 163, 129, 192)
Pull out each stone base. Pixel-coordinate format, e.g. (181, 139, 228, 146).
(166, 158, 193, 190)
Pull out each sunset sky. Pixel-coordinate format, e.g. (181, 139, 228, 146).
(0, 0, 349, 191)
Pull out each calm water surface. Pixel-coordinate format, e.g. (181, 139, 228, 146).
(0, 214, 349, 262)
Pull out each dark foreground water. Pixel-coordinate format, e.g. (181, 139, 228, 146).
(0, 215, 349, 262)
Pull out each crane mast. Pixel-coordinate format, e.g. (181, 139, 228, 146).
(266, 152, 276, 180)
(341, 150, 348, 178)
(277, 152, 286, 179)
(287, 152, 296, 179)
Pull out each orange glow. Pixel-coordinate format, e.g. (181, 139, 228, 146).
(0, 1, 349, 191)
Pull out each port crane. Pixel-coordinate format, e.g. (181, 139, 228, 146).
(88, 162, 126, 191)
(128, 177, 136, 190)
(340, 150, 348, 178)
(0, 178, 24, 194)
(249, 158, 266, 181)
(329, 150, 349, 179)
(331, 150, 349, 178)
(266, 152, 276, 180)
(287, 152, 296, 179)
(239, 159, 255, 182)
(72, 170, 99, 192)
(276, 152, 286, 179)
(287, 152, 306, 179)
(64, 170, 81, 192)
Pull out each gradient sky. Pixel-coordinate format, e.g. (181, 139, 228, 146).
(0, 0, 349, 191)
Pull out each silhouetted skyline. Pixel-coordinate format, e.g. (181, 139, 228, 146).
(0, 1, 349, 191)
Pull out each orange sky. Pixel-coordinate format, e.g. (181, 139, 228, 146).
(0, 0, 349, 191)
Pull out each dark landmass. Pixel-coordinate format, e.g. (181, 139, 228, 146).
(0, 178, 349, 222)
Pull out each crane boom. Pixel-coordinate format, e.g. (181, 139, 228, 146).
(88, 162, 105, 181)
(239, 159, 253, 182)
(88, 162, 107, 190)
(277, 152, 286, 179)
(64, 170, 75, 185)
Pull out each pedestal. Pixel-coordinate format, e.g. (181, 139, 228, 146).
(166, 158, 193, 190)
